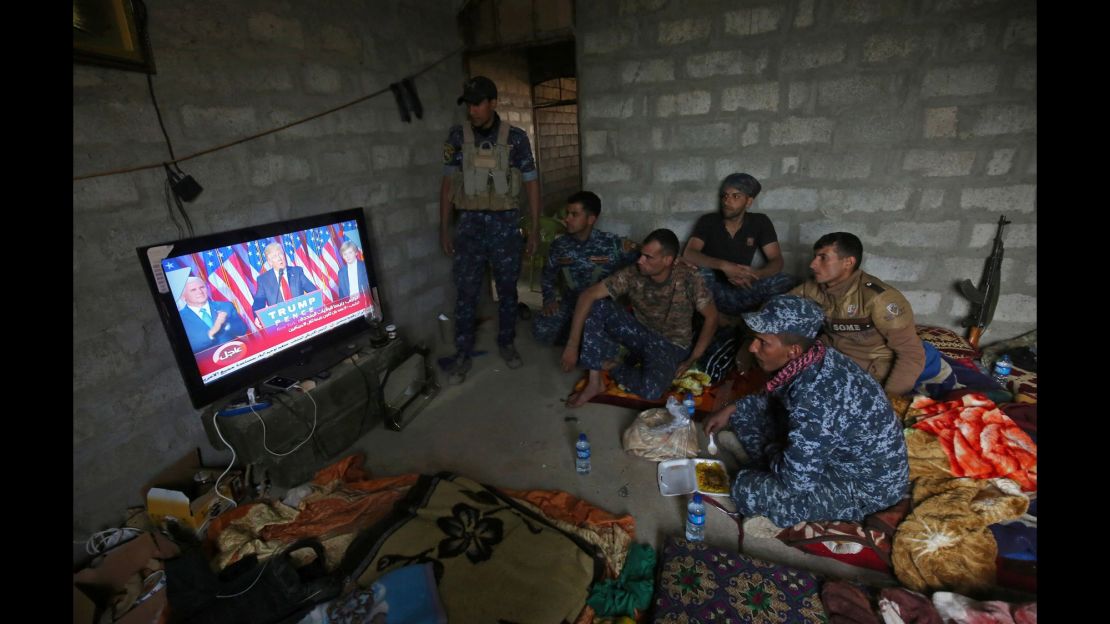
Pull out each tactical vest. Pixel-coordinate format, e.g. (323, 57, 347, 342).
(450, 122, 522, 211)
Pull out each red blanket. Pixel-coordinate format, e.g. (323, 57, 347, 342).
(910, 394, 1037, 491)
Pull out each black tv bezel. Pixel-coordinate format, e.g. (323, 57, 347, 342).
(136, 207, 380, 409)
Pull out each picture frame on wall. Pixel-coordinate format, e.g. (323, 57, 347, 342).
(73, 0, 156, 74)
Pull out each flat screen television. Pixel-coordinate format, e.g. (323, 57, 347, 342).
(137, 208, 384, 408)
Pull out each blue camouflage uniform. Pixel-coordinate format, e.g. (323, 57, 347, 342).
(727, 295, 909, 527)
(532, 229, 638, 345)
(443, 114, 538, 354)
(698, 268, 799, 316)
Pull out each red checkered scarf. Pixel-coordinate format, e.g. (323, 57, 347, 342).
(765, 340, 827, 393)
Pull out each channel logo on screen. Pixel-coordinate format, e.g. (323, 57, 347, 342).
(213, 340, 248, 365)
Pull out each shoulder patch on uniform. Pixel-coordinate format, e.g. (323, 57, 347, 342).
(864, 281, 885, 294)
(886, 302, 902, 317)
(442, 143, 456, 165)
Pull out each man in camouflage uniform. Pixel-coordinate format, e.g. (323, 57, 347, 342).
(439, 76, 541, 384)
(682, 173, 797, 316)
(532, 190, 639, 346)
(790, 232, 942, 396)
(703, 295, 909, 527)
(561, 229, 719, 406)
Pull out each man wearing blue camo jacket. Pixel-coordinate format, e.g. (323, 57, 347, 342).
(439, 76, 541, 384)
(703, 294, 909, 527)
(532, 191, 639, 346)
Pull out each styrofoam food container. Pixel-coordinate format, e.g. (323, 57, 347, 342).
(658, 458, 731, 497)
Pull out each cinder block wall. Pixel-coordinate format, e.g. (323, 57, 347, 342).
(577, 0, 1036, 340)
(73, 0, 462, 539)
(468, 52, 537, 157)
(536, 78, 582, 215)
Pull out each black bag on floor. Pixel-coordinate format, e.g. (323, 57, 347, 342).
(166, 538, 340, 624)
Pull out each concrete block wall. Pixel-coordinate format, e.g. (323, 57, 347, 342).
(467, 52, 537, 166)
(536, 78, 582, 215)
(577, 0, 1036, 341)
(73, 0, 462, 539)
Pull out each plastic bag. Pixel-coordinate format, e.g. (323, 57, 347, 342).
(621, 397, 699, 461)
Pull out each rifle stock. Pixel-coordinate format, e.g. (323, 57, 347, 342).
(961, 215, 1010, 349)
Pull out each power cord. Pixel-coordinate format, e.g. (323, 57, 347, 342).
(79, 527, 144, 556)
(252, 383, 317, 457)
(211, 412, 240, 511)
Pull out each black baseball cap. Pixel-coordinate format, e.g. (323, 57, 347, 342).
(457, 76, 498, 105)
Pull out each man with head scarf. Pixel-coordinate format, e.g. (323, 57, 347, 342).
(703, 295, 909, 528)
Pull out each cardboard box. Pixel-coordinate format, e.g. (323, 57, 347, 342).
(141, 448, 243, 537)
(73, 532, 179, 624)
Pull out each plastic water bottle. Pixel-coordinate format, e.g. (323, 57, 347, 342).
(993, 354, 1012, 387)
(685, 493, 706, 542)
(575, 433, 591, 475)
(683, 392, 696, 418)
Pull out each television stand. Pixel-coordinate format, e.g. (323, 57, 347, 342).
(200, 336, 439, 486)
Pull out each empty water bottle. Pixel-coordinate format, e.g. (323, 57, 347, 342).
(993, 354, 1012, 387)
(575, 433, 591, 474)
(683, 392, 696, 418)
(685, 493, 706, 542)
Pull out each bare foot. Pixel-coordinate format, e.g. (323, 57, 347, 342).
(567, 371, 605, 408)
(601, 358, 619, 371)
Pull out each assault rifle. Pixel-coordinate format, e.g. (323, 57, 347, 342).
(958, 215, 1011, 349)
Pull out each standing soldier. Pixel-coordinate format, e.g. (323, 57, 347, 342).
(439, 76, 541, 384)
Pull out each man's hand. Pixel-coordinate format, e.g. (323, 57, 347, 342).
(440, 229, 454, 256)
(674, 357, 696, 379)
(209, 311, 228, 339)
(703, 404, 733, 435)
(560, 344, 579, 372)
(722, 262, 757, 285)
(541, 300, 559, 316)
(676, 256, 699, 270)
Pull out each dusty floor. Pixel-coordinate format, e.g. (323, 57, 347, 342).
(349, 282, 894, 585)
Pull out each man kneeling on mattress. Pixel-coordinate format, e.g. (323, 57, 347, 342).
(703, 294, 909, 528)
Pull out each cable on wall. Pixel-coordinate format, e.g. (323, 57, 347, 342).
(74, 47, 461, 182)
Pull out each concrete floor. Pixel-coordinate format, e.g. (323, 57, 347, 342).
(349, 282, 894, 586)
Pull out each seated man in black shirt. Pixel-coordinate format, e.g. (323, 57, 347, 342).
(682, 172, 797, 316)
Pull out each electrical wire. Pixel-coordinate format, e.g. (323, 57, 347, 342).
(146, 73, 176, 161)
(216, 557, 272, 599)
(74, 47, 463, 182)
(252, 384, 317, 457)
(211, 411, 240, 511)
(162, 177, 184, 238)
(79, 527, 144, 555)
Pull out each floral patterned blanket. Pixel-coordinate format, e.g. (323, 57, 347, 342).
(346, 472, 605, 623)
(652, 535, 826, 623)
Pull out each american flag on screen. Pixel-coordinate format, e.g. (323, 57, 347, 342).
(162, 249, 259, 333)
(307, 227, 341, 299)
(245, 239, 271, 274)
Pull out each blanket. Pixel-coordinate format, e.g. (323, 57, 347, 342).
(346, 472, 604, 623)
(651, 535, 826, 623)
(892, 477, 1028, 594)
(908, 394, 1037, 491)
(574, 367, 766, 415)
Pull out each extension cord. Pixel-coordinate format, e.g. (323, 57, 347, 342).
(217, 401, 272, 417)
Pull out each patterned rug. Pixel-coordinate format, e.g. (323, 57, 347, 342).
(652, 535, 827, 623)
(343, 472, 604, 623)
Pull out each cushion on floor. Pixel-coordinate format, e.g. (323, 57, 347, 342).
(651, 535, 826, 623)
(916, 325, 979, 359)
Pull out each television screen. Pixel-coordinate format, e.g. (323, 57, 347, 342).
(137, 208, 383, 408)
